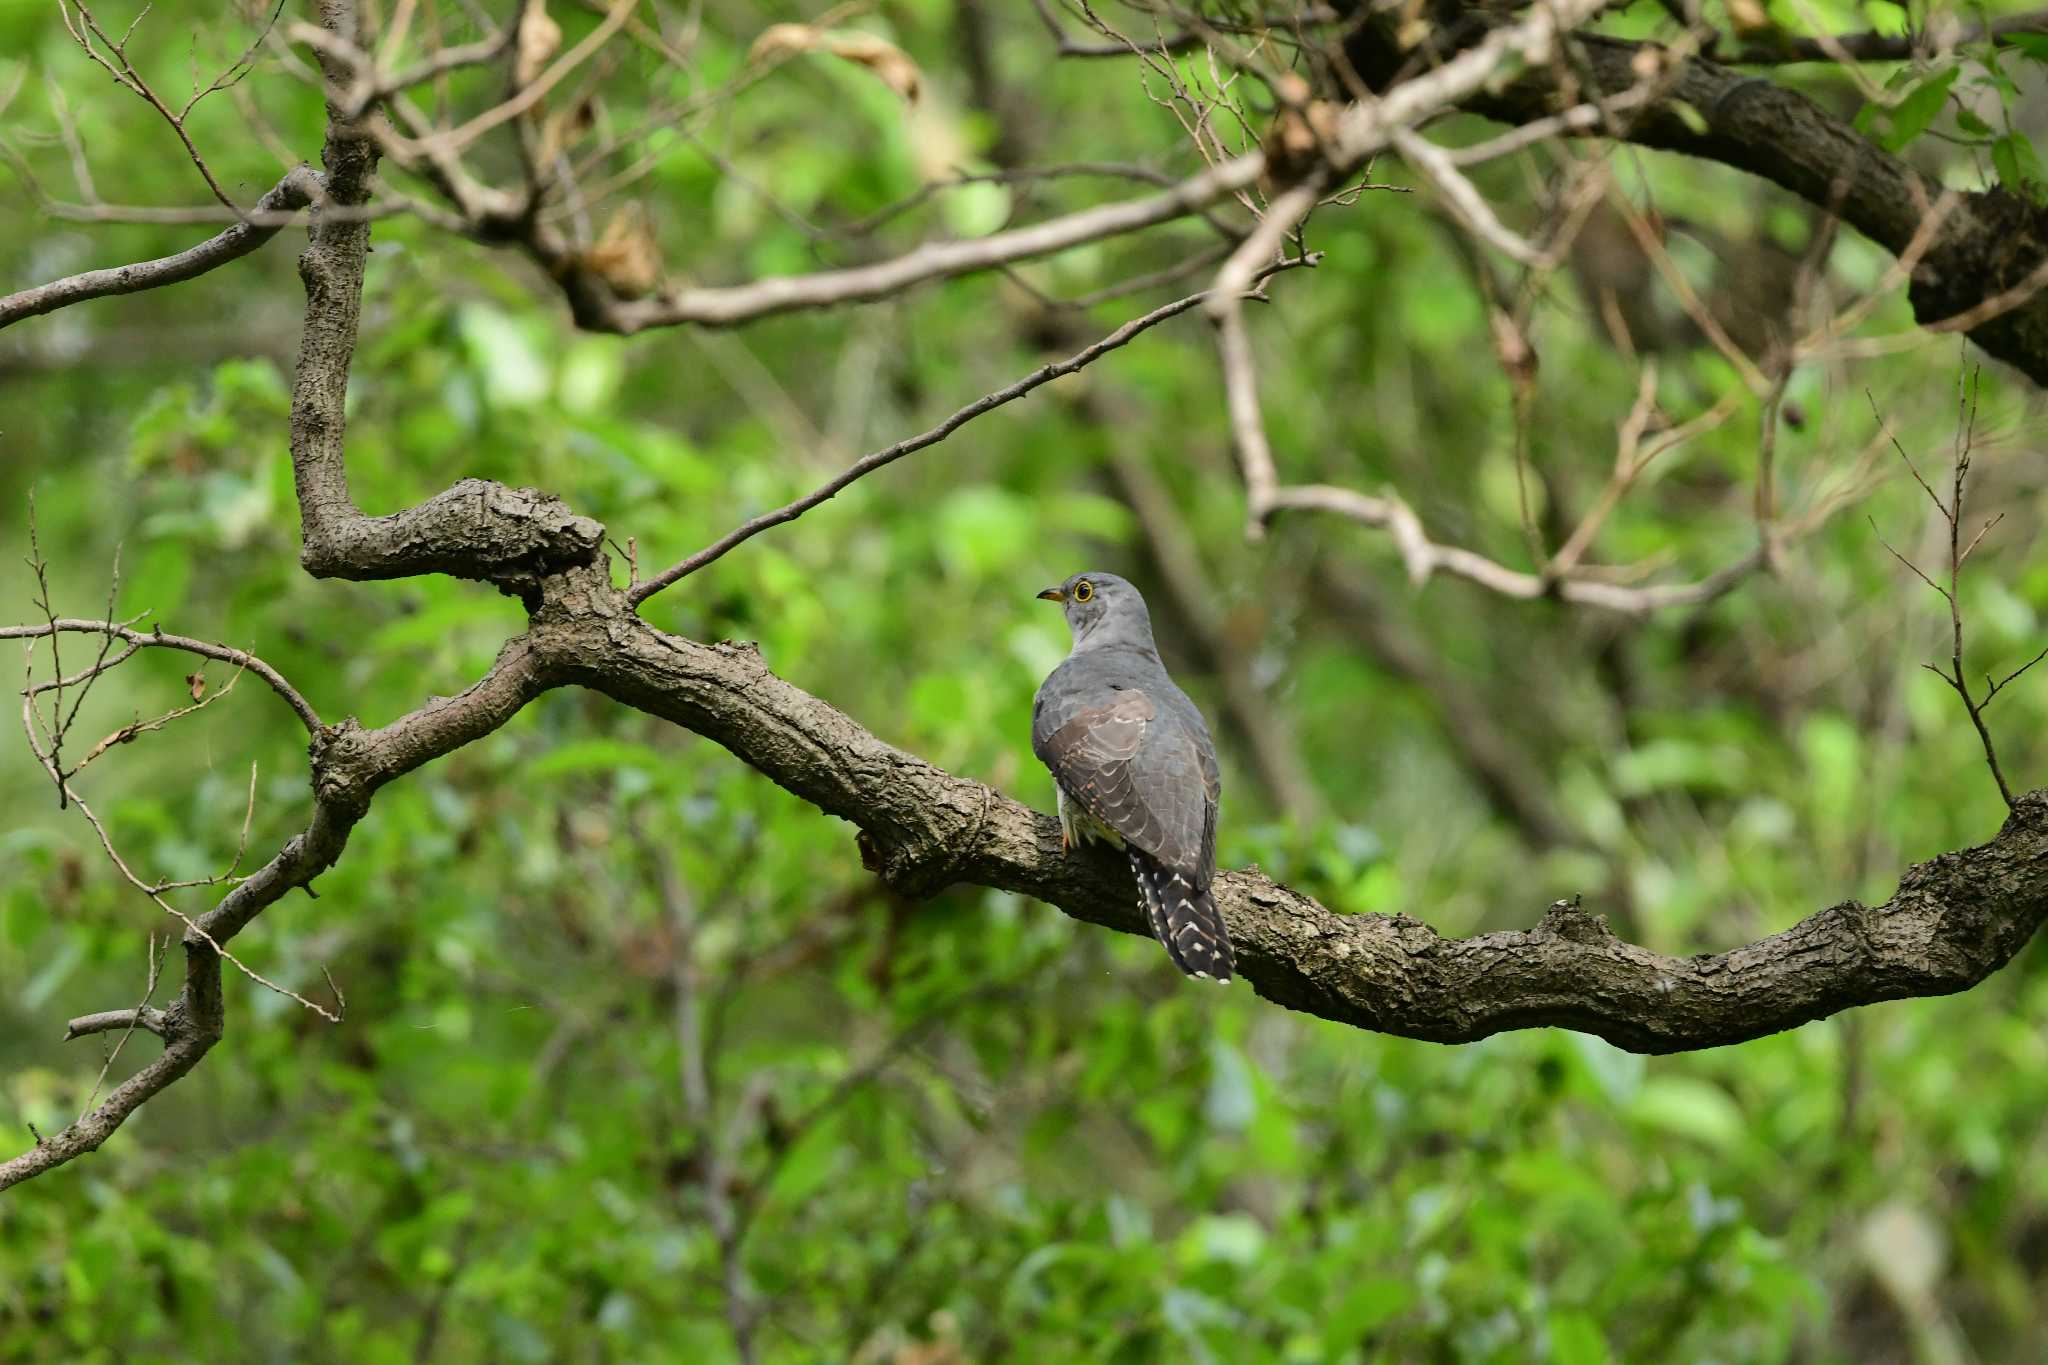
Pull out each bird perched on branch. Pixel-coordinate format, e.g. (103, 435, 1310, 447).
(1033, 572, 1234, 983)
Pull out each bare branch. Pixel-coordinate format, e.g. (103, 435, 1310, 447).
(399, 0, 634, 156)
(1, 618, 556, 1190)
(628, 254, 1320, 605)
(288, 19, 512, 117)
(1265, 484, 1769, 613)
(1870, 370, 2025, 809)
(75, 936, 166, 1117)
(0, 168, 320, 330)
(1987, 646, 2048, 706)
(64, 1007, 170, 1042)
(605, 155, 1269, 332)
(1209, 0, 1609, 534)
(57, 0, 244, 211)
(0, 619, 321, 734)
(1392, 129, 1551, 267)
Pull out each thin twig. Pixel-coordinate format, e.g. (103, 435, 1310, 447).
(1, 619, 321, 734)
(1870, 368, 2026, 808)
(628, 254, 1319, 605)
(75, 936, 164, 1119)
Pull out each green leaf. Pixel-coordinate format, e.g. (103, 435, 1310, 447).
(1997, 32, 2048, 62)
(1993, 132, 2047, 199)
(1326, 1278, 1414, 1345)
(1547, 1311, 1613, 1365)
(457, 303, 551, 407)
(1879, 67, 1957, 152)
(1629, 1077, 1747, 1150)
(525, 739, 672, 780)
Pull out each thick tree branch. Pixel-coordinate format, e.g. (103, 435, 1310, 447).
(535, 565, 2048, 1056)
(13, 532, 2038, 1188)
(1343, 15, 2048, 383)
(286, 8, 603, 596)
(0, 168, 319, 330)
(297, 477, 606, 595)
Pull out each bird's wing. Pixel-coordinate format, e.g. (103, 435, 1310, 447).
(1034, 687, 1211, 873)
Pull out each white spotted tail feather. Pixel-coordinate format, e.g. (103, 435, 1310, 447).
(1130, 850, 1233, 984)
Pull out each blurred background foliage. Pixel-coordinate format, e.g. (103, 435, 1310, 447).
(3, 0, 2048, 1360)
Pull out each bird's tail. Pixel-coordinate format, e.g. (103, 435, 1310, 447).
(1129, 850, 1234, 983)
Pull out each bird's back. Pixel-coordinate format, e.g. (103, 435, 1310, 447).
(1033, 643, 1219, 878)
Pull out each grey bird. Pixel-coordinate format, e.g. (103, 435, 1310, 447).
(1032, 572, 1234, 983)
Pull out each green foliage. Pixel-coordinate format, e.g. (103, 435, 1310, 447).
(2, 0, 2048, 1361)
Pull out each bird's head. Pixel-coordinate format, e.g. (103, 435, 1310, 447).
(1036, 571, 1150, 647)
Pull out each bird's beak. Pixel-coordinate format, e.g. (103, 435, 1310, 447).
(1036, 586, 1066, 602)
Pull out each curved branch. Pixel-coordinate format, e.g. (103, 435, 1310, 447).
(1264, 484, 1768, 613)
(297, 477, 606, 596)
(0, 167, 318, 331)
(0, 978, 216, 1191)
(1342, 13, 2048, 383)
(0, 618, 322, 734)
(537, 572, 2048, 1055)
(285, 18, 603, 598)
(12, 543, 2038, 1190)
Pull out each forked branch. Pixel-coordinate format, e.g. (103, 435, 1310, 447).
(1869, 375, 2045, 809)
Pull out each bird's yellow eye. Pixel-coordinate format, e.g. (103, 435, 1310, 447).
(1072, 580, 1094, 603)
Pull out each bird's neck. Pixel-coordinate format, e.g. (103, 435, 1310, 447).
(1071, 632, 1159, 662)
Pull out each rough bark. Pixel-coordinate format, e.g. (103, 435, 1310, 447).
(528, 561, 2048, 1054)
(1344, 13, 2048, 383)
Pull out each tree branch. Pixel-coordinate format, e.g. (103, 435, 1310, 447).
(0, 625, 553, 1192)
(0, 168, 319, 330)
(1265, 483, 1769, 613)
(1342, 13, 2048, 383)
(536, 567, 2048, 1056)
(629, 255, 1319, 606)
(600, 156, 1268, 332)
(286, 8, 603, 597)
(64, 1008, 169, 1041)
(0, 618, 322, 734)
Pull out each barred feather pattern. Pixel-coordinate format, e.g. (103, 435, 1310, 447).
(1129, 850, 1233, 984)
